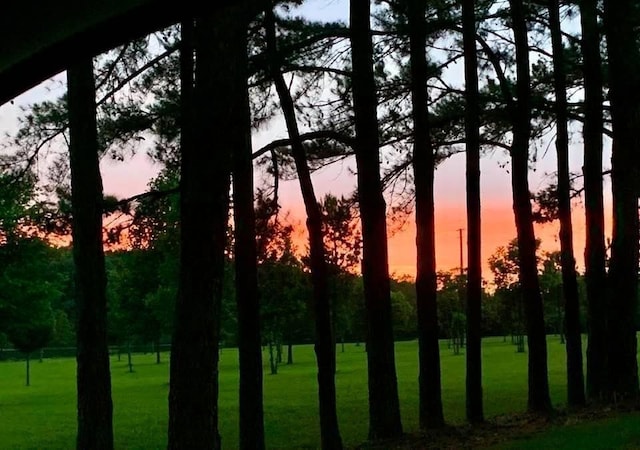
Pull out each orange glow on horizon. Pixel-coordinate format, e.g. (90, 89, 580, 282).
(286, 201, 612, 281)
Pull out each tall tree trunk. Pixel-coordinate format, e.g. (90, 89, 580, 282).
(232, 11, 265, 450)
(168, 11, 241, 447)
(603, 0, 640, 400)
(508, 0, 552, 413)
(462, 0, 484, 423)
(350, 0, 403, 439)
(67, 58, 114, 450)
(406, 0, 444, 429)
(580, 0, 608, 401)
(548, 0, 585, 407)
(265, 9, 342, 448)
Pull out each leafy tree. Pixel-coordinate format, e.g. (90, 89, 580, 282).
(0, 238, 58, 385)
(317, 194, 362, 352)
(259, 253, 311, 375)
(320, 194, 362, 272)
(390, 290, 414, 339)
(254, 199, 312, 373)
(50, 309, 75, 347)
(106, 250, 163, 368)
(435, 271, 466, 353)
(488, 239, 537, 353)
(7, 299, 53, 386)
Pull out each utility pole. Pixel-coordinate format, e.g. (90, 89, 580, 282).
(457, 228, 464, 276)
(456, 228, 465, 351)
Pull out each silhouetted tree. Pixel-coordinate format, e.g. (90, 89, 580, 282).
(405, 0, 444, 429)
(579, 0, 608, 401)
(233, 8, 265, 449)
(508, 0, 552, 413)
(67, 57, 114, 450)
(603, 0, 640, 400)
(265, 7, 342, 448)
(350, 0, 403, 439)
(168, 9, 248, 446)
(462, 0, 484, 423)
(548, 0, 585, 407)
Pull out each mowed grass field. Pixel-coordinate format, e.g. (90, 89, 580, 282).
(0, 336, 636, 449)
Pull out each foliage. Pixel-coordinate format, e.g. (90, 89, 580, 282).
(0, 238, 62, 355)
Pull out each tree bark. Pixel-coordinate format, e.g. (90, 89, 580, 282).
(232, 10, 266, 450)
(406, 0, 444, 429)
(67, 57, 114, 450)
(168, 11, 241, 447)
(548, 0, 585, 407)
(579, 0, 608, 401)
(603, 0, 640, 400)
(265, 9, 342, 448)
(462, 0, 484, 423)
(508, 0, 552, 413)
(350, 0, 403, 439)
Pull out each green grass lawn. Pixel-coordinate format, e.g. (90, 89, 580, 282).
(494, 412, 640, 450)
(0, 336, 627, 449)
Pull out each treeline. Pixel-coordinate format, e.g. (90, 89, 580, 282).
(0, 233, 592, 366)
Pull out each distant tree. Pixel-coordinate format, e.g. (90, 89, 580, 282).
(0, 239, 58, 386)
(106, 250, 163, 367)
(319, 194, 362, 350)
(50, 309, 75, 347)
(7, 299, 53, 386)
(320, 194, 361, 272)
(128, 170, 181, 355)
(538, 251, 566, 339)
(259, 254, 310, 375)
(390, 290, 414, 339)
(389, 277, 417, 341)
(435, 271, 466, 351)
(255, 204, 311, 374)
(488, 239, 543, 353)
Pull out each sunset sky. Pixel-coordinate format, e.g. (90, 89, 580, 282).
(0, 0, 614, 280)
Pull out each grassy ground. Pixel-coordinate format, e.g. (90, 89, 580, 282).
(493, 412, 640, 450)
(0, 336, 629, 449)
